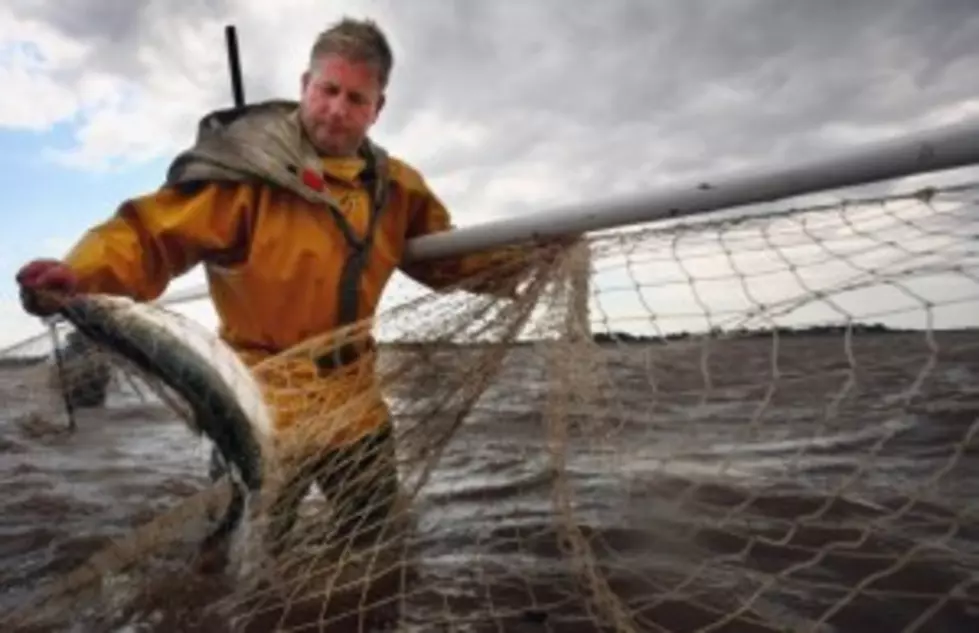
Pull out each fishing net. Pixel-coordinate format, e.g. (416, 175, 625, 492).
(1, 178, 978, 633)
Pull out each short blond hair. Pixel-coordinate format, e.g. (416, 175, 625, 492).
(309, 17, 394, 88)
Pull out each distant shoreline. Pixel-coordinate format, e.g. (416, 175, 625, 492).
(386, 323, 979, 349)
(589, 322, 962, 344)
(0, 356, 47, 368)
(2, 323, 975, 367)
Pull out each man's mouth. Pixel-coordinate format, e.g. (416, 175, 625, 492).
(321, 122, 346, 136)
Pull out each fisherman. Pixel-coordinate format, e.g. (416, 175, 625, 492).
(15, 17, 562, 571)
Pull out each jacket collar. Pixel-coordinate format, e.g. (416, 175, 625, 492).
(320, 155, 367, 184)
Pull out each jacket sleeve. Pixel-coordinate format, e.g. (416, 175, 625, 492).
(64, 182, 256, 302)
(399, 183, 532, 297)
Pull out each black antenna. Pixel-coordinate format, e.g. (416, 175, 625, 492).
(224, 25, 246, 107)
(207, 27, 248, 485)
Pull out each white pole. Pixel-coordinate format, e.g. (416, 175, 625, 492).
(403, 115, 979, 263)
(33, 115, 979, 323)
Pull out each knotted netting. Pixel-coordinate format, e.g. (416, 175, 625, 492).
(0, 177, 978, 633)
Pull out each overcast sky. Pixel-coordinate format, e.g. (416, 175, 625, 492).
(1, 0, 978, 349)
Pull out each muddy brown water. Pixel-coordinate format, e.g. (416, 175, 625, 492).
(1, 331, 978, 632)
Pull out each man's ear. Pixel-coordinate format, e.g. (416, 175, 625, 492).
(377, 93, 386, 116)
(300, 70, 311, 93)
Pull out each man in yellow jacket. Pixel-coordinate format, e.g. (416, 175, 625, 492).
(15, 17, 547, 570)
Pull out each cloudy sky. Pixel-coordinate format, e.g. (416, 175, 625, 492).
(1, 0, 978, 349)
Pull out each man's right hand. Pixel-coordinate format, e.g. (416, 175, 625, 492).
(15, 259, 79, 317)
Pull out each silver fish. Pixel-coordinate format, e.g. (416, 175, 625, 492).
(55, 293, 275, 549)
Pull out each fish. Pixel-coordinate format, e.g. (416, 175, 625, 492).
(54, 293, 275, 552)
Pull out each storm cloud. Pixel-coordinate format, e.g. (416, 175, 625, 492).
(1, 0, 978, 340)
(4, 0, 978, 217)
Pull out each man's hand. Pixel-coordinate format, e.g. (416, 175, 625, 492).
(15, 259, 79, 317)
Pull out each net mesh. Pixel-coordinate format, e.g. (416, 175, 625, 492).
(1, 179, 978, 633)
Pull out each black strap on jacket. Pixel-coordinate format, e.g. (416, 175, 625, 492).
(314, 143, 389, 373)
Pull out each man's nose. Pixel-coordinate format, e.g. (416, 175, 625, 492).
(323, 96, 350, 119)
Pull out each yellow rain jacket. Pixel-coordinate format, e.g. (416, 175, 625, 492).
(61, 100, 529, 448)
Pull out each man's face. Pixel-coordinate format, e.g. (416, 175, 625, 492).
(299, 53, 385, 157)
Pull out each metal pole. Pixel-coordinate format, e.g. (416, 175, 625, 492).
(225, 25, 245, 108)
(403, 115, 979, 263)
(138, 115, 979, 310)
